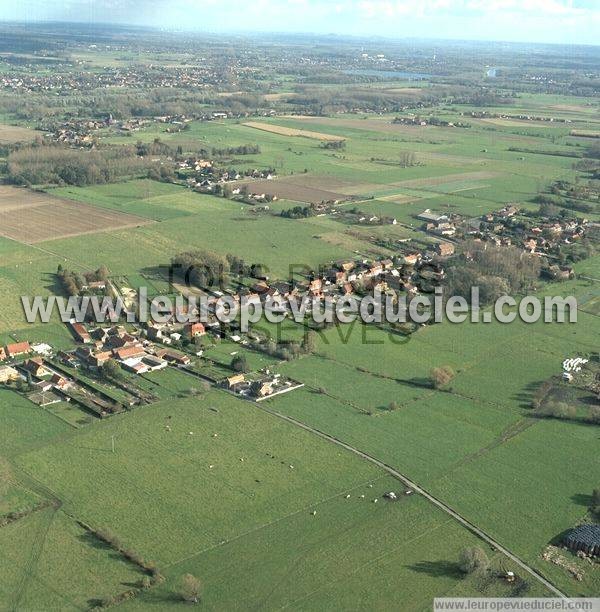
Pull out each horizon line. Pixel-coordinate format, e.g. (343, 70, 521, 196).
(0, 19, 599, 49)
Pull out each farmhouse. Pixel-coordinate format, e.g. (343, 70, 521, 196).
(70, 322, 92, 344)
(122, 354, 168, 375)
(5, 342, 31, 358)
(0, 365, 19, 383)
(114, 345, 146, 361)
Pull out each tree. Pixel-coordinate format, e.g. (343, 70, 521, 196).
(96, 265, 110, 281)
(102, 359, 123, 381)
(387, 401, 400, 411)
(459, 547, 489, 575)
(302, 330, 318, 354)
(430, 366, 455, 389)
(231, 355, 249, 373)
(180, 573, 202, 604)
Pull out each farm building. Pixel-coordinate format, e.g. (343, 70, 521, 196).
(417, 209, 448, 223)
(564, 524, 600, 557)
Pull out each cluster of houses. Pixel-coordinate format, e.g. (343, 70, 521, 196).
(181, 163, 276, 196)
(463, 110, 572, 124)
(0, 342, 90, 407)
(66, 321, 190, 375)
(464, 204, 592, 260)
(392, 116, 470, 128)
(1, 63, 225, 95)
(413, 203, 593, 276)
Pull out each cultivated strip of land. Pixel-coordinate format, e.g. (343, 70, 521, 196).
(243, 121, 345, 141)
(0, 186, 153, 243)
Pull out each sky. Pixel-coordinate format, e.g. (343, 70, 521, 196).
(2, 0, 600, 46)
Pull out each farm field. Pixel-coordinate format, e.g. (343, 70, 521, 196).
(263, 299, 600, 596)
(0, 122, 39, 144)
(242, 121, 345, 141)
(0, 186, 154, 243)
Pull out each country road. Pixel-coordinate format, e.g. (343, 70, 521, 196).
(255, 403, 568, 599)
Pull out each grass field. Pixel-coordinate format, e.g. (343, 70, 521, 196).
(4, 387, 538, 608)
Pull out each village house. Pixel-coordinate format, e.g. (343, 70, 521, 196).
(226, 374, 245, 390)
(50, 373, 71, 391)
(82, 280, 107, 292)
(113, 345, 146, 361)
(186, 322, 206, 338)
(57, 351, 79, 368)
(70, 322, 92, 344)
(22, 357, 50, 378)
(404, 253, 421, 266)
(31, 343, 53, 357)
(155, 348, 191, 366)
(5, 342, 31, 359)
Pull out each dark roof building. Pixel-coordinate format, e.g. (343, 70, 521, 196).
(564, 524, 600, 557)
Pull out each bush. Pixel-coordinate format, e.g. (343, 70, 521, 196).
(231, 355, 250, 373)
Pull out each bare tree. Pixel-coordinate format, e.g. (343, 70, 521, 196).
(430, 366, 455, 389)
(180, 573, 202, 604)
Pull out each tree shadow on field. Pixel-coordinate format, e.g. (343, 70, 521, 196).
(78, 530, 113, 551)
(408, 560, 463, 579)
(404, 377, 432, 389)
(512, 380, 545, 409)
(42, 271, 62, 295)
(570, 492, 592, 507)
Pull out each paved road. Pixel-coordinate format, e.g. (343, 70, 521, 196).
(256, 404, 567, 599)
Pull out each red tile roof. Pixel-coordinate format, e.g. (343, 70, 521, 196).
(5, 342, 31, 357)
